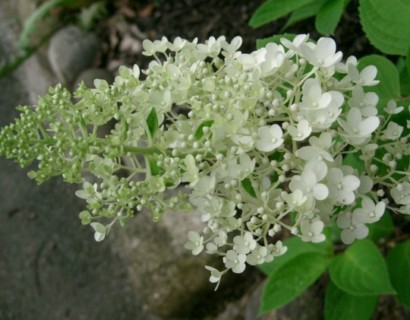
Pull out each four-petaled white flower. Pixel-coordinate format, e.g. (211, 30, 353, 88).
(300, 219, 326, 243)
(337, 212, 369, 244)
(205, 266, 223, 286)
(327, 168, 360, 205)
(223, 250, 247, 273)
(233, 231, 257, 254)
(300, 37, 342, 68)
(246, 245, 269, 266)
(238, 43, 285, 76)
(289, 160, 329, 201)
(339, 108, 380, 145)
(256, 124, 284, 152)
(185, 231, 204, 255)
(382, 122, 403, 141)
(288, 119, 312, 141)
(353, 197, 385, 224)
(385, 100, 403, 115)
(297, 132, 334, 162)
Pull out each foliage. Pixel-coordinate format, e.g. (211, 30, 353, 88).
(250, 1, 410, 318)
(250, 0, 410, 56)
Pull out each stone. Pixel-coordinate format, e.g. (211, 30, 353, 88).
(112, 205, 216, 319)
(0, 4, 157, 319)
(48, 25, 100, 85)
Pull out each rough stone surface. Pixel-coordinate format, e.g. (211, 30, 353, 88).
(112, 206, 218, 319)
(48, 25, 100, 85)
(0, 5, 157, 320)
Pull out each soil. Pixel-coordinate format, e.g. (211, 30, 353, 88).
(96, 0, 377, 71)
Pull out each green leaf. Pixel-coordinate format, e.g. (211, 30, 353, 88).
(359, 0, 410, 55)
(146, 108, 158, 138)
(259, 233, 332, 275)
(315, 0, 345, 35)
(256, 33, 296, 49)
(194, 119, 214, 140)
(407, 47, 410, 77)
(398, 55, 410, 96)
(359, 55, 401, 111)
(325, 280, 378, 320)
(241, 178, 257, 198)
(148, 157, 162, 176)
(367, 211, 394, 242)
(282, 0, 327, 30)
(386, 241, 410, 307)
(329, 239, 396, 296)
(249, 0, 315, 28)
(259, 252, 329, 314)
(343, 153, 365, 174)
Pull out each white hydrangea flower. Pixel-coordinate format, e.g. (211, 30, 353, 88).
(385, 100, 403, 115)
(90, 222, 107, 242)
(297, 132, 334, 162)
(191, 174, 216, 197)
(352, 197, 385, 224)
(223, 250, 247, 273)
(256, 124, 284, 152)
(347, 64, 379, 86)
(382, 122, 403, 140)
(337, 212, 369, 244)
(238, 43, 285, 76)
(327, 168, 360, 205)
(338, 108, 380, 145)
(281, 34, 309, 55)
(271, 240, 288, 257)
(185, 231, 204, 255)
(288, 119, 312, 141)
(300, 219, 326, 243)
(282, 189, 308, 208)
(205, 266, 223, 285)
(231, 128, 254, 153)
(289, 160, 329, 201)
(296, 78, 344, 130)
(233, 231, 257, 254)
(142, 36, 168, 56)
(349, 86, 378, 117)
(246, 245, 269, 266)
(299, 37, 342, 68)
(391, 182, 410, 205)
(167, 36, 188, 51)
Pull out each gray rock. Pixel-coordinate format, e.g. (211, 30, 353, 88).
(112, 204, 217, 319)
(0, 5, 157, 319)
(48, 25, 100, 85)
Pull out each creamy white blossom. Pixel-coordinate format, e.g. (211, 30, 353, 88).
(256, 124, 284, 152)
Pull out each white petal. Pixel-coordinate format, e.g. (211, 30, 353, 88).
(359, 116, 380, 136)
(343, 175, 361, 191)
(354, 224, 369, 239)
(341, 229, 355, 244)
(313, 184, 329, 200)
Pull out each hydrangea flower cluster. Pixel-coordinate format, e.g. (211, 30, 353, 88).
(1, 35, 409, 287)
